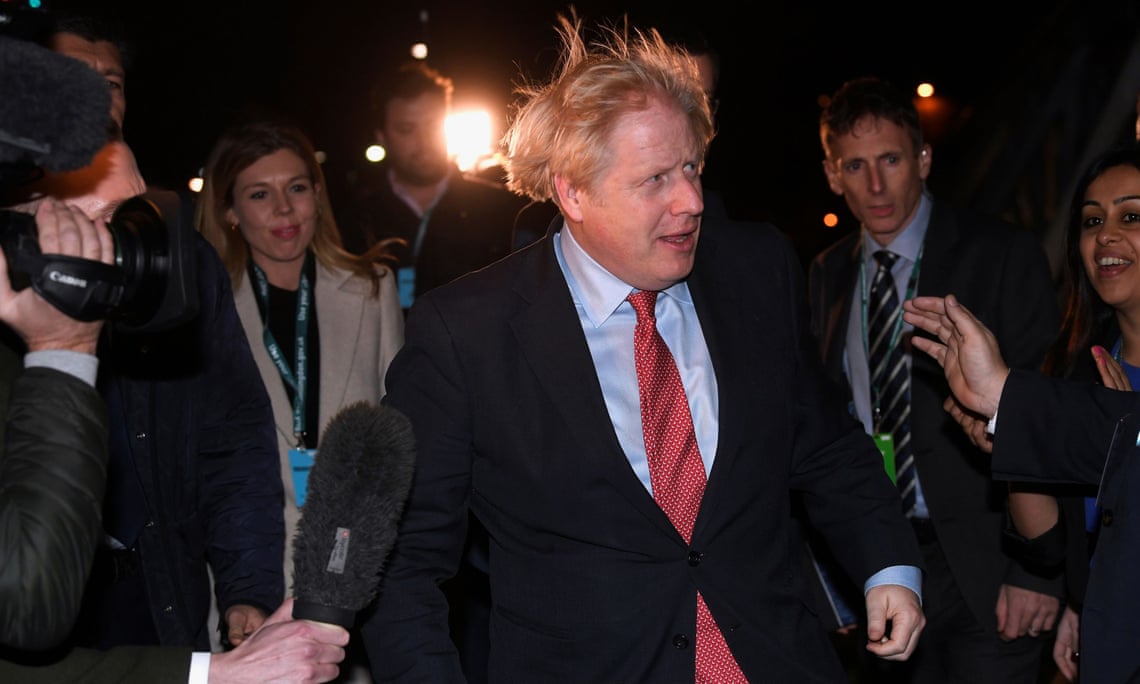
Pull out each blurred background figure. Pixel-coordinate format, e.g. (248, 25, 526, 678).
(197, 119, 405, 683)
(340, 60, 529, 312)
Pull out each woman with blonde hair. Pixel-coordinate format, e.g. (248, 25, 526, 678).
(196, 119, 403, 680)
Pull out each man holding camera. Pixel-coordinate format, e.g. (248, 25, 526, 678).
(0, 3, 288, 664)
(0, 201, 349, 682)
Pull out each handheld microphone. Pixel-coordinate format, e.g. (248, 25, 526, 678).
(0, 36, 112, 173)
(292, 401, 416, 628)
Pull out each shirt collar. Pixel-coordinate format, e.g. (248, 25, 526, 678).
(388, 166, 452, 216)
(554, 222, 693, 327)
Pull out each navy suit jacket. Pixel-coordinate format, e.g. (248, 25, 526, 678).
(994, 370, 1140, 683)
(362, 217, 921, 682)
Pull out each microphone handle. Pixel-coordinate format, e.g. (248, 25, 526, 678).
(292, 600, 356, 629)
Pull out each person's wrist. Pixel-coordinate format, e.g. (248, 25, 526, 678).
(24, 329, 102, 354)
(982, 366, 1011, 419)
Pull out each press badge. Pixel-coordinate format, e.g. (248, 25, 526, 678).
(872, 433, 897, 484)
(289, 447, 318, 507)
(397, 266, 416, 309)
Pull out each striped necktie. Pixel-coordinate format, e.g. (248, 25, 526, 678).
(867, 251, 917, 517)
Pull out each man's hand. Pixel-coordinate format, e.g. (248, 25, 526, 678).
(209, 597, 349, 684)
(864, 584, 925, 661)
(224, 603, 268, 647)
(995, 584, 1060, 641)
(0, 200, 114, 353)
(1052, 604, 1080, 681)
(903, 295, 1010, 418)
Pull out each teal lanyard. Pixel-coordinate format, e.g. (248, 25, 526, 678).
(250, 257, 312, 447)
(860, 246, 923, 430)
(412, 207, 434, 258)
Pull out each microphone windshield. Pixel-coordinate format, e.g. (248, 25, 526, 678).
(292, 401, 416, 628)
(0, 36, 111, 173)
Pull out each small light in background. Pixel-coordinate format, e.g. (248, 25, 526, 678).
(916, 82, 935, 98)
(412, 9, 430, 60)
(314, 149, 328, 164)
(188, 177, 203, 193)
(365, 144, 386, 163)
(823, 212, 839, 228)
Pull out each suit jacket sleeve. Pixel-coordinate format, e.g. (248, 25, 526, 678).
(992, 369, 1134, 486)
(0, 645, 192, 682)
(195, 240, 285, 617)
(361, 294, 471, 682)
(767, 233, 922, 587)
(0, 367, 109, 651)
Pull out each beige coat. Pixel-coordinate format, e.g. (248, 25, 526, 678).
(232, 260, 404, 591)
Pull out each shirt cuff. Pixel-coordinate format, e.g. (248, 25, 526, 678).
(865, 565, 923, 605)
(23, 350, 99, 387)
(986, 410, 998, 436)
(188, 651, 211, 684)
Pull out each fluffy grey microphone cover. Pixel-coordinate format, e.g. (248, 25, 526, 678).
(292, 401, 416, 619)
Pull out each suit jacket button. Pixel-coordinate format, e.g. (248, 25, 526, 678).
(1101, 509, 1114, 527)
(687, 550, 703, 566)
(672, 634, 689, 649)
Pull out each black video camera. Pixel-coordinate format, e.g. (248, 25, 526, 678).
(0, 191, 198, 333)
(0, 5, 198, 334)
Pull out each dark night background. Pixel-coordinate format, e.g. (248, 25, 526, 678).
(44, 1, 1140, 266)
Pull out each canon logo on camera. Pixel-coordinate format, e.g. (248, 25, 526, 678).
(47, 270, 87, 288)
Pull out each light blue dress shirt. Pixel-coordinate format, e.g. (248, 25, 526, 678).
(554, 223, 921, 601)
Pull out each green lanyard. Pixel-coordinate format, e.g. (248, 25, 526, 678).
(859, 246, 923, 431)
(250, 257, 312, 447)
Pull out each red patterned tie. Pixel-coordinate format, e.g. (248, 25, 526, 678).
(628, 290, 747, 684)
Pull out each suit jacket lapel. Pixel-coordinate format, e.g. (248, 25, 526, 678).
(913, 203, 960, 297)
(684, 237, 744, 529)
(821, 235, 860, 379)
(508, 238, 681, 539)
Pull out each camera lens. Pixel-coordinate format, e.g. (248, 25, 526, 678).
(106, 195, 170, 328)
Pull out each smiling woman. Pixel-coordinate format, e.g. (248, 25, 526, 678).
(194, 119, 405, 683)
(1004, 140, 1140, 682)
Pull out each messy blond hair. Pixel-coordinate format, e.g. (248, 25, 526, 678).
(503, 11, 714, 206)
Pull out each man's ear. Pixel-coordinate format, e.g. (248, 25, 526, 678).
(917, 145, 933, 181)
(553, 174, 583, 223)
(822, 159, 843, 196)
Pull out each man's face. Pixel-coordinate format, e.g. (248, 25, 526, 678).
(557, 98, 704, 292)
(51, 32, 126, 133)
(822, 115, 930, 247)
(376, 91, 451, 186)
